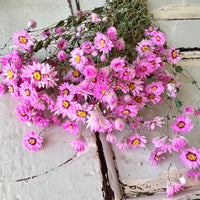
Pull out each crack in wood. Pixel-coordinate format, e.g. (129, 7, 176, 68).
(75, 0, 80, 11)
(0, 154, 77, 183)
(67, 0, 74, 15)
(179, 47, 200, 52)
(95, 132, 115, 200)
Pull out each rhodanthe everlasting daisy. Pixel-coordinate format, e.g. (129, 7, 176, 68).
(110, 57, 126, 72)
(116, 105, 138, 119)
(127, 79, 144, 96)
(113, 38, 125, 50)
(145, 82, 164, 96)
(179, 147, 200, 169)
(136, 39, 154, 56)
(71, 136, 89, 152)
(91, 12, 100, 23)
(172, 115, 194, 134)
(186, 169, 200, 181)
(152, 136, 173, 153)
(150, 147, 165, 166)
(33, 115, 49, 127)
(152, 31, 166, 46)
(106, 132, 117, 143)
(62, 121, 79, 135)
(81, 42, 95, 54)
(13, 30, 35, 51)
(135, 61, 153, 79)
(2, 63, 18, 85)
(166, 181, 184, 198)
(16, 104, 31, 122)
(144, 116, 164, 130)
(106, 26, 117, 41)
(172, 135, 188, 152)
(127, 134, 147, 149)
(144, 26, 157, 36)
(23, 131, 43, 151)
(167, 45, 181, 65)
(57, 39, 68, 50)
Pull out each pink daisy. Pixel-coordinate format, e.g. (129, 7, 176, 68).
(166, 181, 184, 198)
(27, 19, 37, 29)
(152, 136, 173, 153)
(145, 82, 164, 95)
(41, 93, 55, 111)
(91, 12, 100, 23)
(172, 135, 188, 152)
(110, 57, 126, 72)
(2, 63, 18, 85)
(50, 115, 61, 126)
(167, 45, 181, 65)
(127, 79, 144, 96)
(144, 26, 157, 36)
(64, 69, 83, 84)
(172, 115, 194, 134)
(106, 26, 117, 41)
(106, 132, 117, 144)
(179, 147, 200, 169)
(34, 115, 49, 127)
(22, 61, 58, 88)
(136, 39, 154, 56)
(42, 30, 50, 38)
(69, 47, 87, 70)
(7, 82, 20, 99)
(116, 105, 138, 119)
(23, 131, 43, 151)
(71, 136, 89, 152)
(144, 116, 164, 130)
(58, 82, 74, 96)
(81, 42, 95, 54)
(186, 169, 200, 181)
(135, 61, 153, 79)
(19, 81, 38, 101)
(56, 27, 64, 35)
(57, 39, 68, 50)
(152, 31, 166, 46)
(127, 134, 147, 149)
(113, 38, 125, 50)
(106, 91, 118, 110)
(58, 51, 67, 60)
(13, 30, 35, 51)
(114, 118, 125, 130)
(16, 104, 31, 122)
(150, 147, 165, 166)
(94, 32, 113, 54)
(185, 106, 194, 115)
(132, 93, 147, 109)
(119, 67, 135, 81)
(130, 117, 143, 129)
(62, 121, 79, 135)
(116, 138, 128, 150)
(146, 93, 162, 104)
(145, 53, 162, 71)
(93, 83, 110, 102)
(84, 65, 97, 78)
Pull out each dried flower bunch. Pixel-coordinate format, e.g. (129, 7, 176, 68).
(1, 0, 200, 197)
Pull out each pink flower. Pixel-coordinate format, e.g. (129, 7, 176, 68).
(57, 39, 68, 50)
(133, 93, 147, 109)
(81, 42, 94, 54)
(23, 131, 43, 151)
(172, 135, 188, 152)
(136, 39, 154, 56)
(172, 115, 194, 134)
(116, 105, 138, 119)
(58, 51, 67, 60)
(166, 181, 184, 197)
(152, 136, 173, 153)
(146, 93, 162, 104)
(106, 91, 118, 110)
(62, 121, 79, 135)
(127, 134, 147, 149)
(167, 45, 181, 65)
(113, 38, 125, 50)
(56, 27, 64, 35)
(119, 67, 135, 81)
(130, 117, 143, 129)
(16, 104, 31, 122)
(127, 79, 144, 96)
(19, 81, 38, 101)
(117, 139, 127, 150)
(69, 47, 87, 70)
(2, 63, 18, 85)
(152, 31, 166, 46)
(114, 118, 125, 130)
(71, 136, 89, 152)
(94, 32, 113, 54)
(0, 83, 6, 95)
(106, 132, 117, 144)
(91, 13, 100, 23)
(150, 147, 165, 166)
(106, 26, 117, 41)
(110, 57, 126, 72)
(185, 106, 194, 115)
(186, 169, 200, 181)
(27, 19, 37, 29)
(13, 30, 35, 51)
(34, 115, 49, 127)
(50, 115, 61, 126)
(144, 116, 164, 130)
(144, 26, 157, 36)
(179, 147, 200, 169)
(42, 31, 50, 38)
(135, 61, 153, 79)
(93, 83, 110, 102)
(84, 65, 97, 78)
(145, 82, 164, 95)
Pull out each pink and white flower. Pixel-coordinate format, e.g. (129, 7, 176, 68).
(166, 181, 184, 198)
(167, 45, 181, 65)
(150, 147, 165, 166)
(62, 121, 79, 135)
(127, 133, 147, 149)
(152, 31, 166, 46)
(71, 136, 89, 152)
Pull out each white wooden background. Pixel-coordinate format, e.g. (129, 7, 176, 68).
(1, 0, 200, 199)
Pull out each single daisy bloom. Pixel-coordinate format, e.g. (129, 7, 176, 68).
(27, 19, 37, 29)
(106, 26, 117, 41)
(113, 38, 125, 51)
(69, 47, 87, 70)
(71, 136, 89, 152)
(23, 131, 43, 151)
(119, 67, 135, 81)
(84, 65, 97, 78)
(144, 116, 164, 130)
(136, 39, 154, 56)
(106, 132, 117, 144)
(167, 45, 181, 65)
(58, 82, 74, 96)
(152, 31, 166, 46)
(185, 106, 194, 116)
(93, 83, 110, 102)
(16, 104, 31, 122)
(81, 42, 95, 54)
(152, 136, 173, 153)
(145, 82, 164, 96)
(146, 92, 162, 104)
(116, 138, 128, 150)
(186, 169, 200, 182)
(130, 117, 143, 129)
(114, 118, 125, 130)
(91, 12, 100, 23)
(135, 61, 153, 79)
(57, 39, 68, 50)
(179, 147, 200, 169)
(172, 115, 194, 134)
(126, 79, 144, 96)
(144, 26, 157, 36)
(33, 115, 49, 127)
(132, 93, 148, 110)
(116, 105, 138, 119)
(127, 133, 147, 149)
(146, 53, 162, 71)
(7, 82, 20, 99)
(62, 121, 79, 135)
(172, 135, 188, 152)
(150, 147, 165, 166)
(2, 63, 18, 85)
(19, 81, 38, 101)
(94, 32, 113, 54)
(110, 57, 126, 72)
(166, 181, 184, 198)
(13, 30, 35, 52)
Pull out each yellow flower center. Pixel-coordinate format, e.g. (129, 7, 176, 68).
(77, 110, 87, 117)
(134, 122, 139, 127)
(86, 45, 91, 49)
(62, 100, 69, 108)
(75, 55, 80, 63)
(172, 51, 177, 58)
(29, 138, 36, 145)
(149, 28, 153, 32)
(20, 111, 26, 116)
(148, 93, 155, 99)
(116, 85, 122, 89)
(92, 78, 97, 82)
(142, 46, 149, 52)
(140, 66, 146, 72)
(150, 61, 156, 65)
(155, 154, 161, 159)
(122, 109, 130, 115)
(178, 121, 185, 128)
(187, 153, 197, 161)
(135, 96, 142, 103)
(8, 70, 13, 79)
(152, 86, 157, 91)
(169, 79, 175, 83)
(128, 83, 135, 90)
(25, 89, 30, 96)
(73, 69, 80, 77)
(101, 89, 107, 95)
(19, 36, 27, 43)
(63, 89, 69, 95)
(133, 139, 140, 145)
(34, 71, 41, 81)
(9, 86, 14, 92)
(68, 125, 73, 129)
(100, 40, 105, 48)
(156, 36, 161, 41)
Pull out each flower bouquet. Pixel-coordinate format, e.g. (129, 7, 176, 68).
(1, 0, 200, 197)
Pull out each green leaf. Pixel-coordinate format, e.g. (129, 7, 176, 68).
(175, 98, 182, 108)
(56, 20, 64, 28)
(33, 40, 43, 52)
(175, 66, 183, 73)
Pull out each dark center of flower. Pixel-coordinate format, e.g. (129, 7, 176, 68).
(86, 45, 91, 49)
(28, 138, 36, 145)
(92, 78, 97, 83)
(8, 70, 13, 79)
(142, 46, 149, 52)
(20, 111, 26, 116)
(135, 96, 142, 103)
(156, 36, 161, 41)
(133, 139, 140, 145)
(152, 86, 157, 91)
(68, 125, 73, 129)
(187, 152, 197, 161)
(140, 66, 147, 72)
(178, 121, 185, 128)
(116, 85, 122, 89)
(128, 83, 135, 90)
(148, 93, 155, 99)
(101, 89, 107, 95)
(73, 69, 80, 77)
